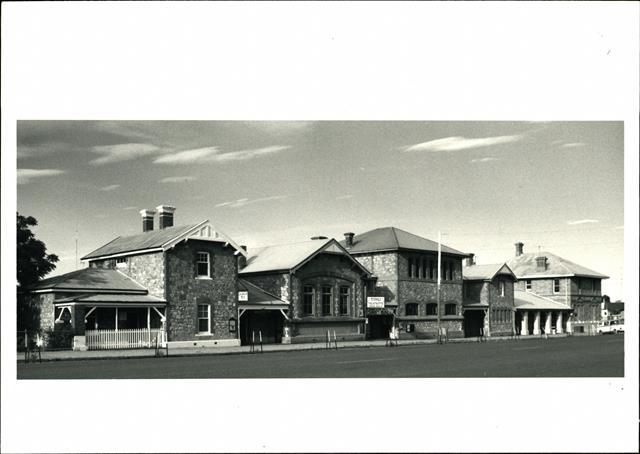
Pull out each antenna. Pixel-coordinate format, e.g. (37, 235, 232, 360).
(75, 223, 79, 270)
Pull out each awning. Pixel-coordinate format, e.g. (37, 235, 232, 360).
(514, 290, 571, 311)
(54, 293, 166, 307)
(238, 279, 289, 310)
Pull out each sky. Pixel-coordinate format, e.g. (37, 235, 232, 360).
(16, 121, 624, 299)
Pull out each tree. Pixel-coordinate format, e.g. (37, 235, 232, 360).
(17, 213, 59, 330)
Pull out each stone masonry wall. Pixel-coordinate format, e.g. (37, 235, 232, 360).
(240, 272, 291, 303)
(487, 277, 514, 336)
(354, 252, 398, 304)
(90, 252, 165, 298)
(165, 240, 237, 342)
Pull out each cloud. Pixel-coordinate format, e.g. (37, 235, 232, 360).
(336, 194, 354, 200)
(404, 135, 522, 152)
(567, 219, 599, 225)
(154, 145, 291, 164)
(159, 176, 198, 183)
(90, 143, 162, 165)
(560, 142, 586, 148)
(100, 184, 120, 191)
(215, 195, 287, 209)
(470, 157, 499, 163)
(17, 168, 65, 184)
(123, 206, 138, 210)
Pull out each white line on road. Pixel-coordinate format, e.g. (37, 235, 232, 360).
(336, 358, 396, 364)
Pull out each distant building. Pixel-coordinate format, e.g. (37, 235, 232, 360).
(341, 227, 469, 340)
(506, 242, 608, 335)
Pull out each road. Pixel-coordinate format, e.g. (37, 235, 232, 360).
(17, 334, 624, 379)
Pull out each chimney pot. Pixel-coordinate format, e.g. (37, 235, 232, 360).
(156, 205, 176, 230)
(515, 242, 524, 257)
(140, 209, 156, 232)
(465, 253, 475, 267)
(344, 232, 355, 247)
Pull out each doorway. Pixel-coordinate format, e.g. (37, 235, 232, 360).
(240, 310, 283, 345)
(367, 314, 394, 339)
(463, 310, 485, 337)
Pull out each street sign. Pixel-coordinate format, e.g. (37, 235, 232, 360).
(367, 296, 385, 308)
(238, 291, 249, 301)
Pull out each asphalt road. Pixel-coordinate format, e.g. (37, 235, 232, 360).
(17, 334, 624, 379)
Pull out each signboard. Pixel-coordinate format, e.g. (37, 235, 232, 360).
(238, 291, 249, 302)
(367, 296, 385, 308)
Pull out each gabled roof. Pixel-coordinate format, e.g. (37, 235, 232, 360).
(238, 279, 288, 306)
(506, 252, 608, 279)
(82, 220, 247, 260)
(54, 293, 166, 305)
(239, 238, 371, 275)
(514, 290, 572, 311)
(340, 226, 468, 257)
(27, 268, 147, 293)
(463, 263, 516, 281)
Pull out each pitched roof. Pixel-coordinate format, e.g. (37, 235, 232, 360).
(28, 268, 147, 293)
(239, 238, 370, 275)
(463, 263, 516, 281)
(82, 221, 247, 260)
(514, 290, 571, 311)
(506, 252, 608, 279)
(341, 227, 468, 257)
(238, 279, 288, 306)
(53, 293, 166, 305)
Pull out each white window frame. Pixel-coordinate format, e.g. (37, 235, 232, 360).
(525, 279, 532, 291)
(196, 252, 210, 279)
(197, 304, 211, 334)
(500, 281, 505, 297)
(115, 256, 127, 269)
(553, 278, 561, 294)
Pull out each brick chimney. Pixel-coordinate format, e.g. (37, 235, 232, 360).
(515, 242, 524, 257)
(238, 245, 247, 270)
(465, 253, 475, 267)
(535, 256, 547, 271)
(140, 209, 156, 232)
(156, 205, 176, 229)
(344, 232, 355, 247)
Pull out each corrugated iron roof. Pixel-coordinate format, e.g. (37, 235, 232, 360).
(514, 290, 571, 311)
(507, 252, 608, 279)
(82, 223, 201, 260)
(341, 226, 468, 256)
(240, 239, 332, 274)
(28, 268, 147, 293)
(54, 293, 166, 304)
(238, 279, 287, 305)
(463, 263, 516, 281)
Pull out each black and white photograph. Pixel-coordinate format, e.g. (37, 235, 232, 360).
(2, 2, 638, 453)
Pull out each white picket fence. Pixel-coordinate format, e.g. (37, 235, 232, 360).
(85, 328, 165, 350)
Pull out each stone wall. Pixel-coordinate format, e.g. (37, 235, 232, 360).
(240, 272, 291, 303)
(354, 252, 398, 304)
(165, 240, 238, 342)
(90, 252, 166, 298)
(487, 277, 514, 336)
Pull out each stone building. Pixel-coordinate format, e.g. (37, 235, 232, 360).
(26, 205, 248, 350)
(340, 227, 470, 340)
(462, 259, 517, 337)
(239, 237, 372, 344)
(506, 242, 608, 335)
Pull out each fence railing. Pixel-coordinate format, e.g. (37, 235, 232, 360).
(85, 328, 165, 350)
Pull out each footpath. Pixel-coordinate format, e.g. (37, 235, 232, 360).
(18, 333, 570, 363)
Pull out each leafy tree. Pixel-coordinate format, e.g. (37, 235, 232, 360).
(17, 213, 59, 330)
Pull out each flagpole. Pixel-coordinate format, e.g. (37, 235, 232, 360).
(437, 230, 442, 344)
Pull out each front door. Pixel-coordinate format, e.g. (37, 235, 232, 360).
(367, 315, 393, 339)
(240, 310, 283, 345)
(463, 310, 485, 337)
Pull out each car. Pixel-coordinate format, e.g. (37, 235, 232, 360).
(597, 320, 625, 335)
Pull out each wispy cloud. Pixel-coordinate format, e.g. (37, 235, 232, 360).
(560, 142, 586, 148)
(336, 194, 354, 200)
(215, 195, 287, 209)
(17, 168, 65, 184)
(123, 206, 138, 210)
(403, 135, 522, 153)
(100, 184, 120, 191)
(90, 143, 162, 165)
(470, 157, 499, 163)
(154, 145, 291, 164)
(159, 176, 198, 184)
(567, 219, 599, 225)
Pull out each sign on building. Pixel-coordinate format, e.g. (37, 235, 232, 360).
(238, 291, 249, 302)
(367, 296, 385, 308)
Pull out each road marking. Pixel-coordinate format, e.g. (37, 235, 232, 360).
(336, 358, 396, 364)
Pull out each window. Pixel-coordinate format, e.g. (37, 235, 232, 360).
(115, 257, 127, 269)
(553, 279, 560, 293)
(421, 258, 427, 279)
(196, 252, 210, 278)
(500, 281, 505, 297)
(445, 303, 456, 316)
(426, 303, 438, 316)
(321, 286, 332, 316)
(429, 261, 435, 279)
(408, 258, 413, 278)
(303, 285, 314, 315)
(525, 279, 532, 291)
(448, 262, 454, 281)
(339, 286, 349, 316)
(406, 303, 418, 316)
(197, 304, 210, 333)
(441, 261, 447, 281)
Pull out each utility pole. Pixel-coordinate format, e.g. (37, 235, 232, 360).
(437, 230, 442, 344)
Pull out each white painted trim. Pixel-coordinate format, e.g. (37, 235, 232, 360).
(33, 288, 148, 294)
(83, 247, 164, 262)
(238, 304, 290, 311)
(54, 301, 167, 307)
